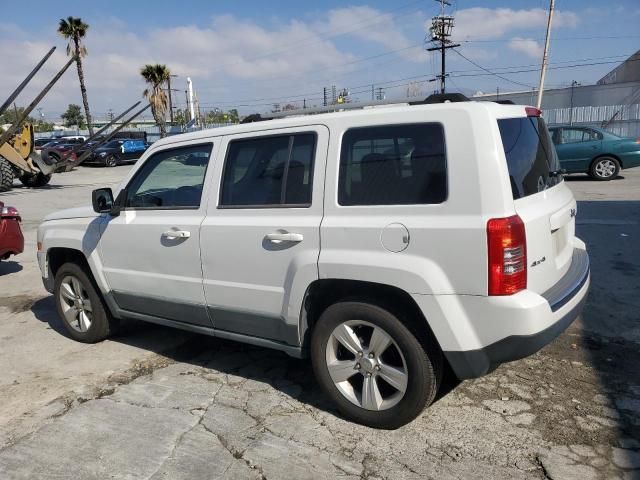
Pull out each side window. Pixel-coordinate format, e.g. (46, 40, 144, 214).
(561, 128, 587, 144)
(220, 133, 316, 207)
(585, 129, 603, 141)
(125, 143, 212, 209)
(339, 123, 446, 206)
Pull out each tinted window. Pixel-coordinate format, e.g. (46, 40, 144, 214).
(498, 117, 561, 199)
(105, 140, 124, 148)
(125, 144, 212, 209)
(339, 123, 446, 206)
(220, 133, 316, 207)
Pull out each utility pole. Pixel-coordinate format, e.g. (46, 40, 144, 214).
(323, 87, 328, 107)
(427, 0, 460, 94)
(185, 90, 190, 122)
(167, 74, 178, 123)
(569, 80, 580, 125)
(536, 0, 555, 109)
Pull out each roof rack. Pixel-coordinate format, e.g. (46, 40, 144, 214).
(251, 93, 471, 121)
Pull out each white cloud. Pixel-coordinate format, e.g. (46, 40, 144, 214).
(452, 7, 579, 41)
(323, 6, 421, 62)
(508, 37, 543, 59)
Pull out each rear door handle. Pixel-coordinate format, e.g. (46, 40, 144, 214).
(265, 232, 303, 243)
(162, 229, 191, 239)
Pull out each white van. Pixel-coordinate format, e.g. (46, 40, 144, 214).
(37, 96, 589, 428)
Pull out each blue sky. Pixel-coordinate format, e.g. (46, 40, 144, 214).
(1, 0, 638, 120)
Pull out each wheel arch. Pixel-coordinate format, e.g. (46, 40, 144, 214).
(300, 279, 443, 355)
(47, 247, 90, 278)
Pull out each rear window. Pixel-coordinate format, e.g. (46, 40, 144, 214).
(338, 123, 447, 206)
(498, 117, 561, 199)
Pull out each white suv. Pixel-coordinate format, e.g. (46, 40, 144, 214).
(37, 98, 590, 428)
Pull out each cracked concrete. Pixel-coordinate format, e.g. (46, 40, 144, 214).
(1, 163, 639, 479)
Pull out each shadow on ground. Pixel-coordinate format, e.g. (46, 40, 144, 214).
(30, 295, 339, 416)
(564, 174, 626, 182)
(0, 261, 23, 276)
(576, 200, 640, 446)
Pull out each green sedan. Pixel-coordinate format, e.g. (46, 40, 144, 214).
(548, 125, 640, 180)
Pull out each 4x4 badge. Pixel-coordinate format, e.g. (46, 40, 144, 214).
(531, 256, 546, 267)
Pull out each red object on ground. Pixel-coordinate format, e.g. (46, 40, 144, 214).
(0, 201, 24, 260)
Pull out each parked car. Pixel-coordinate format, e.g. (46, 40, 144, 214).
(41, 143, 79, 172)
(0, 201, 24, 261)
(34, 137, 54, 151)
(548, 125, 640, 180)
(37, 99, 589, 428)
(83, 139, 148, 167)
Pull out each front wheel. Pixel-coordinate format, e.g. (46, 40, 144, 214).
(0, 157, 15, 192)
(590, 156, 620, 181)
(311, 302, 441, 429)
(53, 262, 118, 343)
(19, 172, 52, 187)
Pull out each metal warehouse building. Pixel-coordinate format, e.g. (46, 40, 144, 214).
(473, 50, 640, 138)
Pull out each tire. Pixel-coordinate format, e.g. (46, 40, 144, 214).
(0, 157, 15, 192)
(19, 172, 52, 188)
(589, 156, 620, 181)
(311, 301, 441, 429)
(105, 155, 118, 167)
(53, 262, 118, 343)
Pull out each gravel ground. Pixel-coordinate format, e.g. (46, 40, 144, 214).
(0, 165, 638, 479)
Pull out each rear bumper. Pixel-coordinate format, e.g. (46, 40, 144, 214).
(443, 247, 590, 379)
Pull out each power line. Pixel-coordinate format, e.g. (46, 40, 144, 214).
(451, 48, 534, 88)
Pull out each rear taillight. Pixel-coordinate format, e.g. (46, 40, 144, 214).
(487, 215, 527, 295)
(525, 106, 542, 117)
(1, 206, 21, 221)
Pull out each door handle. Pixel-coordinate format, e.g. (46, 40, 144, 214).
(162, 229, 191, 239)
(265, 232, 303, 243)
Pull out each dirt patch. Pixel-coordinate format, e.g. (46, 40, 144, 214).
(0, 295, 44, 314)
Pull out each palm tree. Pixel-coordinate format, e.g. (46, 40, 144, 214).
(140, 64, 171, 138)
(58, 16, 94, 135)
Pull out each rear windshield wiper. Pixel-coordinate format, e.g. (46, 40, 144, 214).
(549, 169, 566, 177)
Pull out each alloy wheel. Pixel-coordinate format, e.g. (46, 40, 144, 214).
(58, 275, 93, 332)
(595, 159, 616, 178)
(325, 320, 408, 411)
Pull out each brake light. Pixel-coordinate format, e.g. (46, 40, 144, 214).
(0, 206, 21, 221)
(525, 106, 542, 117)
(487, 215, 527, 295)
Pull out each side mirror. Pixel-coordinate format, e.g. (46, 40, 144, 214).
(92, 188, 114, 214)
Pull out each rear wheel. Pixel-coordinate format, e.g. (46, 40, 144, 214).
(53, 262, 118, 343)
(0, 157, 15, 192)
(311, 302, 441, 429)
(105, 155, 118, 167)
(590, 156, 620, 180)
(19, 172, 52, 188)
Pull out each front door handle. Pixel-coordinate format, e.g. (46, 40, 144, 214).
(265, 232, 303, 243)
(162, 229, 191, 239)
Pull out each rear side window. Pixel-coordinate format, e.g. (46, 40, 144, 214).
(220, 133, 316, 207)
(498, 117, 561, 199)
(339, 123, 447, 206)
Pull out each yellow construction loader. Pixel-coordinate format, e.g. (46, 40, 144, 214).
(0, 47, 78, 192)
(0, 47, 152, 192)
